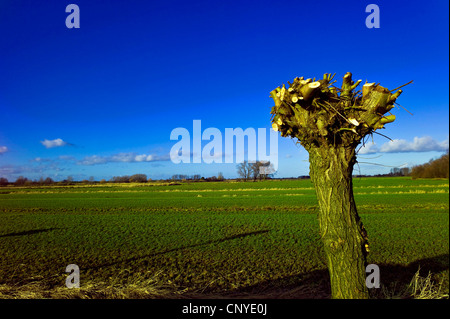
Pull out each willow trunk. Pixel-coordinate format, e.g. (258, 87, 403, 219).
(308, 146, 369, 299)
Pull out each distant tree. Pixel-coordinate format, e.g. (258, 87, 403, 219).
(400, 167, 410, 176)
(236, 161, 251, 181)
(129, 174, 147, 183)
(249, 162, 261, 181)
(258, 161, 276, 180)
(111, 175, 130, 183)
(14, 176, 28, 186)
(217, 172, 224, 181)
(411, 151, 449, 179)
(389, 167, 403, 176)
(248, 161, 276, 180)
(172, 174, 195, 181)
(0, 177, 8, 186)
(89, 176, 95, 183)
(99, 179, 107, 184)
(44, 177, 54, 185)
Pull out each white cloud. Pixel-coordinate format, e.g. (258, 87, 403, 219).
(358, 142, 379, 155)
(0, 146, 8, 154)
(358, 136, 449, 154)
(32, 157, 52, 162)
(135, 154, 153, 162)
(77, 152, 169, 165)
(77, 155, 108, 165)
(380, 136, 448, 153)
(41, 138, 68, 149)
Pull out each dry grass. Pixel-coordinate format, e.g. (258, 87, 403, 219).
(0, 271, 186, 299)
(407, 269, 449, 299)
(1, 269, 447, 300)
(372, 269, 449, 299)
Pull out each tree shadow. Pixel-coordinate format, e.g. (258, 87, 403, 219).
(379, 254, 449, 283)
(214, 254, 449, 299)
(79, 230, 447, 299)
(0, 228, 61, 238)
(373, 254, 449, 298)
(85, 229, 270, 271)
(218, 268, 332, 299)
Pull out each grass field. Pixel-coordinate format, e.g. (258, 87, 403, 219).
(0, 177, 448, 299)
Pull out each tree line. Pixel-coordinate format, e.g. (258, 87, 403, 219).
(0, 176, 57, 186)
(410, 151, 449, 179)
(0, 172, 228, 186)
(170, 173, 225, 182)
(0, 174, 152, 186)
(384, 151, 449, 178)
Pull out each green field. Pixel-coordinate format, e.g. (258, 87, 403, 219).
(0, 177, 448, 298)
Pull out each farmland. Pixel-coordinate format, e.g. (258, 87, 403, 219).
(0, 177, 448, 298)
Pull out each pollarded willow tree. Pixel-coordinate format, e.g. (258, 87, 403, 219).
(270, 72, 410, 299)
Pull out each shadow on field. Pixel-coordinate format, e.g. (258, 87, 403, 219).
(85, 229, 270, 271)
(0, 228, 61, 238)
(217, 254, 449, 299)
(377, 254, 449, 287)
(221, 268, 332, 299)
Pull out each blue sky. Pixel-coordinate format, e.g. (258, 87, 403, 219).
(0, 0, 448, 181)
